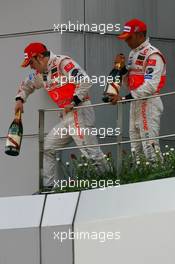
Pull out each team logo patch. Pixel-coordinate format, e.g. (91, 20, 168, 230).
(128, 58, 133, 65)
(141, 48, 149, 55)
(123, 26, 131, 32)
(24, 53, 29, 59)
(64, 62, 75, 72)
(134, 26, 140, 32)
(29, 73, 35, 81)
(71, 68, 79, 76)
(135, 60, 143, 66)
(75, 73, 84, 81)
(137, 55, 145, 61)
(147, 59, 156, 66)
(51, 67, 57, 74)
(141, 101, 149, 131)
(146, 67, 154, 74)
(144, 74, 153, 80)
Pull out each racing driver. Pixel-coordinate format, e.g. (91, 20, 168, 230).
(110, 18, 166, 162)
(15, 42, 107, 191)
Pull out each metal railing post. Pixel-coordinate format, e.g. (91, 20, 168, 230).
(116, 103, 123, 176)
(55, 150, 68, 181)
(39, 109, 45, 191)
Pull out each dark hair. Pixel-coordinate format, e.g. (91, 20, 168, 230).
(143, 31, 147, 37)
(136, 31, 147, 38)
(42, 50, 50, 57)
(32, 44, 50, 61)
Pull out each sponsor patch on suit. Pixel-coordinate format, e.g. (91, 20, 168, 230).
(144, 74, 153, 80)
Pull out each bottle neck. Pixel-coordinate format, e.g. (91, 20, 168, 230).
(15, 110, 22, 120)
(115, 62, 121, 70)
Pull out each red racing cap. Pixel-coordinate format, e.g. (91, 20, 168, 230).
(117, 19, 147, 40)
(21, 42, 48, 67)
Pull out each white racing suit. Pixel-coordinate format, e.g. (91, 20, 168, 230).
(16, 52, 107, 187)
(124, 38, 166, 161)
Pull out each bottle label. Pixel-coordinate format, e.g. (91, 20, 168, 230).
(6, 134, 21, 149)
(106, 83, 120, 95)
(15, 110, 22, 120)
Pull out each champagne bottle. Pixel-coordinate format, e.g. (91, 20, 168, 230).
(5, 110, 23, 156)
(102, 63, 122, 103)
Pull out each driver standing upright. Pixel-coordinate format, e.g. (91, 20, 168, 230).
(110, 19, 166, 162)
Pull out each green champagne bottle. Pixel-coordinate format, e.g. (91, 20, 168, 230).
(5, 110, 23, 156)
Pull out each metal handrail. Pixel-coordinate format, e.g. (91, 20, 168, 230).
(38, 91, 175, 112)
(38, 90, 175, 190)
(54, 133, 175, 152)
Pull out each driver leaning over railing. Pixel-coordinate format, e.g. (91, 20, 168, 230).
(14, 42, 108, 192)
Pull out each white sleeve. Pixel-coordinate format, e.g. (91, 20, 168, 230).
(16, 72, 44, 102)
(131, 54, 165, 99)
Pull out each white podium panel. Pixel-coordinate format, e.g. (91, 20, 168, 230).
(0, 195, 45, 264)
(74, 178, 175, 264)
(41, 192, 79, 264)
